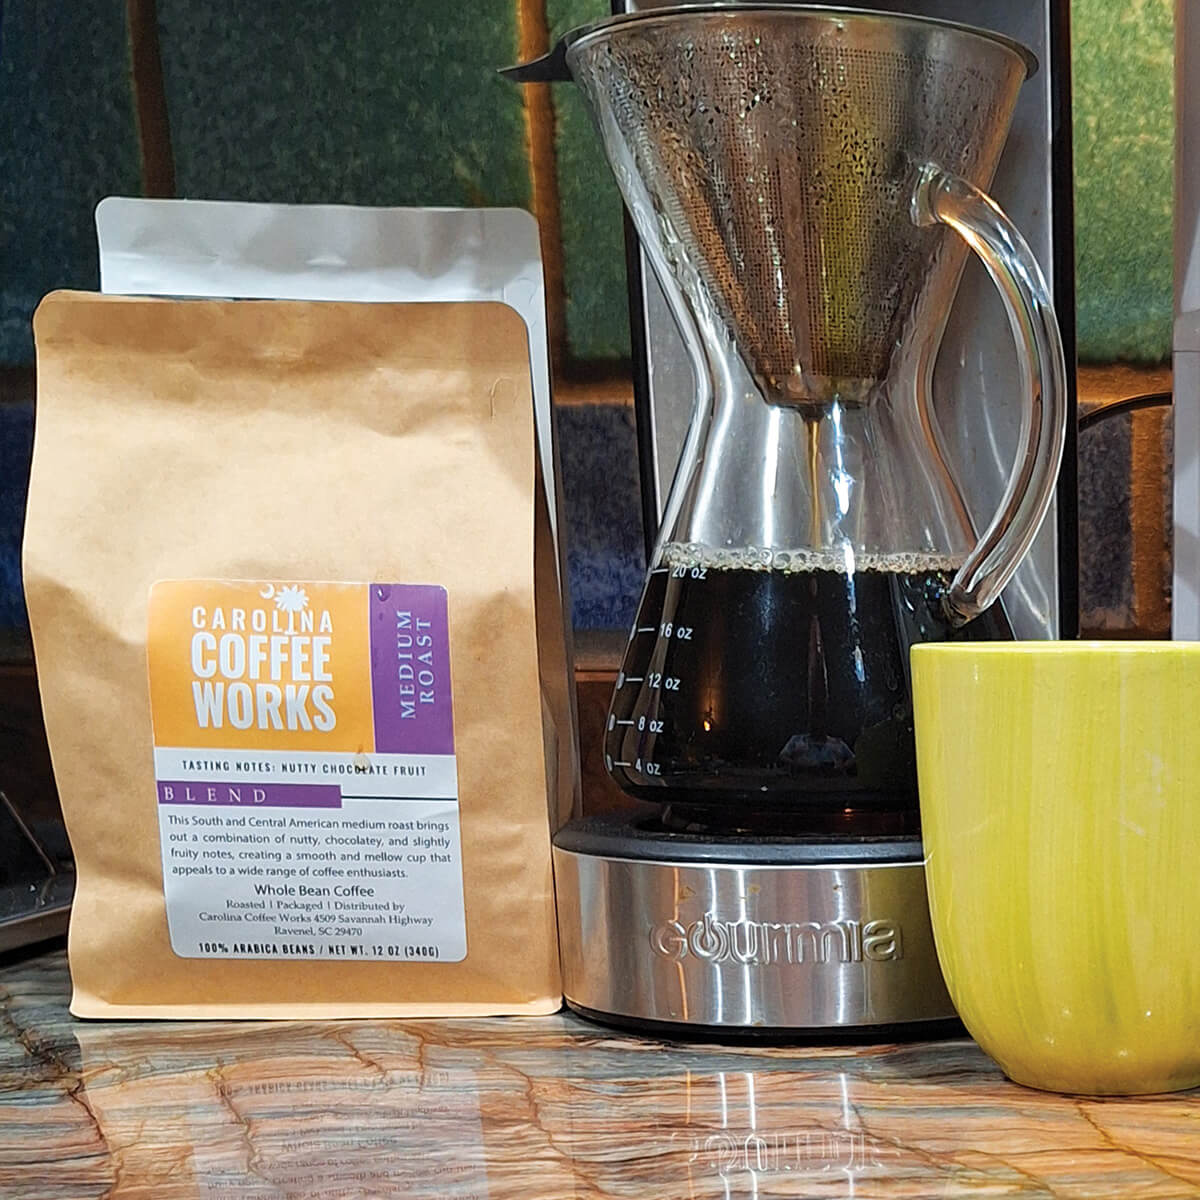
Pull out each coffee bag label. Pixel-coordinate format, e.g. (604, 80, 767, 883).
(147, 580, 466, 962)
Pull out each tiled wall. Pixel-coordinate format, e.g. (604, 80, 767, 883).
(1, 3, 142, 363)
(0, 0, 1177, 641)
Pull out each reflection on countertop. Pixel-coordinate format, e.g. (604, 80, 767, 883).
(4, 947, 1199, 1199)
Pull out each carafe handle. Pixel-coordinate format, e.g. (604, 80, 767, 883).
(912, 164, 1068, 625)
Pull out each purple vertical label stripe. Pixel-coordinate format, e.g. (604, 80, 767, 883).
(369, 583, 454, 755)
(157, 782, 343, 809)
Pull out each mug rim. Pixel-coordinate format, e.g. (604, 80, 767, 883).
(911, 640, 1200, 656)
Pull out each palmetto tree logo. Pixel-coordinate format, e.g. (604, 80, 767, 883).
(258, 583, 310, 613)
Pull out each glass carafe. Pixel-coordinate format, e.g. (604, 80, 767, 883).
(512, 6, 1067, 832)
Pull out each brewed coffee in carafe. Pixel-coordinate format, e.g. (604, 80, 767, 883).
(558, 7, 1067, 832)
(606, 547, 1011, 832)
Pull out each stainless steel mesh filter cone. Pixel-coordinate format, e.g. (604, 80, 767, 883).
(564, 6, 1032, 407)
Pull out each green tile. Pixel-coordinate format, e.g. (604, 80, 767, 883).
(548, 0, 631, 362)
(0, 1, 142, 364)
(158, 1, 531, 210)
(1072, 0, 1173, 363)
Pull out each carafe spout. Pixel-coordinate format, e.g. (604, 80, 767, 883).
(498, 42, 570, 82)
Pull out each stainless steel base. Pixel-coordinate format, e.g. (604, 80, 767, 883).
(553, 818, 955, 1033)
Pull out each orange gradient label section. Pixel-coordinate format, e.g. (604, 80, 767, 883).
(148, 580, 374, 753)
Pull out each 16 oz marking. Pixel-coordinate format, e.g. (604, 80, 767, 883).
(659, 623, 693, 640)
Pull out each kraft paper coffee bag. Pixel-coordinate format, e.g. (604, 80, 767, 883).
(28, 291, 563, 1018)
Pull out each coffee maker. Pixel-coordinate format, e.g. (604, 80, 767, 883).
(510, 2, 1077, 1036)
(624, 0, 1078, 647)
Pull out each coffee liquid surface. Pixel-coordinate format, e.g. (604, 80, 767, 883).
(605, 545, 1010, 832)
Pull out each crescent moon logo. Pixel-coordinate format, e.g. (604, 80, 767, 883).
(259, 584, 276, 600)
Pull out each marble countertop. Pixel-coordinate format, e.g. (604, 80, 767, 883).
(4, 947, 1199, 1199)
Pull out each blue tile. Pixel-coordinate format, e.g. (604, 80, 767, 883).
(0, 2, 142, 364)
(1078, 412, 1133, 628)
(557, 402, 645, 631)
(0, 402, 34, 642)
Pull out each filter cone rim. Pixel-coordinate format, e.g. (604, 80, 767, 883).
(562, 4, 1037, 81)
